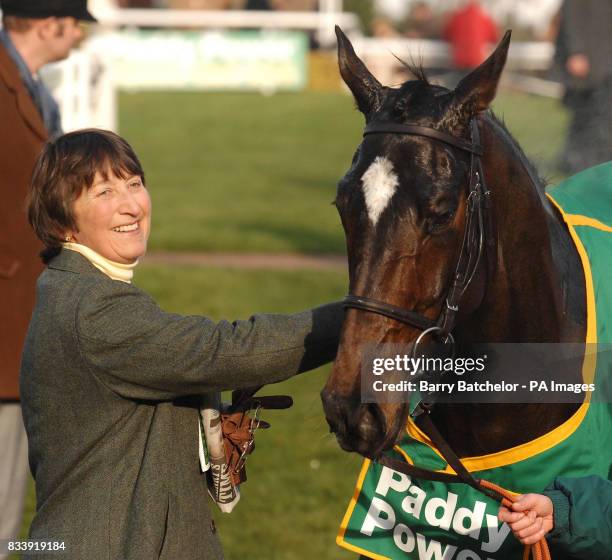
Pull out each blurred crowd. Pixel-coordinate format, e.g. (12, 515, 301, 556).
(370, 0, 612, 173)
(371, 1, 508, 56)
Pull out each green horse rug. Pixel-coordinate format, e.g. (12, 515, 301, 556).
(337, 162, 612, 560)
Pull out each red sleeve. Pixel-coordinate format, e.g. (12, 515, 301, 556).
(443, 16, 456, 42)
(487, 16, 499, 43)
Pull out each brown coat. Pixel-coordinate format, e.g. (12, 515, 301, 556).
(0, 41, 46, 400)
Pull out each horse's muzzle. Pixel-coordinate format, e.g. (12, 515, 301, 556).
(320, 389, 391, 457)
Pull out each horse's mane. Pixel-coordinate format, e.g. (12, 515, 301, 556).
(487, 111, 548, 193)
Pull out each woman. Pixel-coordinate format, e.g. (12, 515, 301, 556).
(21, 129, 344, 559)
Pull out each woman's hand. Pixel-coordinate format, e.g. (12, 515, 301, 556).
(222, 389, 293, 485)
(498, 494, 555, 545)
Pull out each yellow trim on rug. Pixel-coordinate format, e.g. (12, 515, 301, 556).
(564, 214, 612, 233)
(547, 196, 598, 347)
(405, 401, 589, 474)
(336, 458, 393, 559)
(336, 538, 391, 560)
(393, 445, 414, 465)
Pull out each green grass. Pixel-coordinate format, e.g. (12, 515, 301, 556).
(119, 90, 569, 254)
(120, 91, 360, 254)
(135, 263, 346, 320)
(20, 265, 360, 560)
(492, 92, 569, 183)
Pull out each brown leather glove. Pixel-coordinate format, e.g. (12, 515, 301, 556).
(221, 387, 293, 486)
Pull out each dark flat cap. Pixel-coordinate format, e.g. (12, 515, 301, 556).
(0, 0, 97, 22)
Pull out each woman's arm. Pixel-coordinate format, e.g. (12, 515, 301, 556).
(76, 278, 344, 401)
(499, 475, 612, 559)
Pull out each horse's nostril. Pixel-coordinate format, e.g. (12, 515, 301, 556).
(360, 404, 387, 444)
(320, 389, 343, 434)
(320, 388, 332, 410)
(366, 403, 386, 430)
(324, 416, 336, 434)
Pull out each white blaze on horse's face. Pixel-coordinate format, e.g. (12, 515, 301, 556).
(361, 156, 399, 226)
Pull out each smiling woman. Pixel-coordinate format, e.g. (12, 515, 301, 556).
(27, 129, 150, 266)
(69, 170, 151, 264)
(20, 129, 344, 560)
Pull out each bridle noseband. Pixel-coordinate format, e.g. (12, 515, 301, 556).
(343, 118, 495, 343)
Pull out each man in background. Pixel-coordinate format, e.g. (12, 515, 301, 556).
(443, 0, 498, 87)
(553, 0, 612, 175)
(0, 1, 95, 554)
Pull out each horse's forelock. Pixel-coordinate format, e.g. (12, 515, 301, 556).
(396, 59, 430, 85)
(386, 81, 454, 130)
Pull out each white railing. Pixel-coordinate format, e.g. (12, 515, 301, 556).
(91, 7, 360, 48)
(41, 50, 117, 132)
(33, 6, 565, 134)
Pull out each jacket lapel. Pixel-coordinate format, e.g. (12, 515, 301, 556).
(48, 250, 103, 276)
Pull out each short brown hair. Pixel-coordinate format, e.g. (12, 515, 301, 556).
(28, 129, 146, 263)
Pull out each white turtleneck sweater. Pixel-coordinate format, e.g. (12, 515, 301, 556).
(62, 242, 138, 283)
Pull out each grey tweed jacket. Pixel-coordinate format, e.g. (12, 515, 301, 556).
(20, 250, 343, 559)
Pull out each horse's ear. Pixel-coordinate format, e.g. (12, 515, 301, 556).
(452, 30, 511, 118)
(336, 25, 382, 115)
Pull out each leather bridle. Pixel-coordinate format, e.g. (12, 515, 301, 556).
(343, 118, 496, 343)
(339, 118, 536, 533)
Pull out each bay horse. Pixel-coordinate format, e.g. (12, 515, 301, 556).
(321, 27, 595, 559)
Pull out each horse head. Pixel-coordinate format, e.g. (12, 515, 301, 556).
(321, 28, 512, 458)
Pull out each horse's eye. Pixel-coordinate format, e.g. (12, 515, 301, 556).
(427, 211, 455, 233)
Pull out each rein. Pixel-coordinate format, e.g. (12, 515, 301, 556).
(345, 119, 550, 560)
